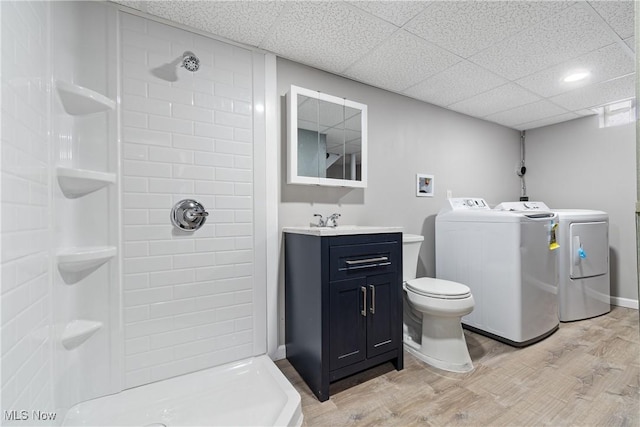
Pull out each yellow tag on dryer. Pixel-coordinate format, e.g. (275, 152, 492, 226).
(549, 222, 559, 250)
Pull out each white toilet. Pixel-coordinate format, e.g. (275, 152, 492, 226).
(402, 234, 475, 373)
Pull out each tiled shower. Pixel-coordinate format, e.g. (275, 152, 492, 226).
(2, 0, 53, 419)
(1, 2, 271, 423)
(120, 11, 261, 389)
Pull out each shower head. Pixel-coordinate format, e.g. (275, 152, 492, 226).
(150, 51, 200, 82)
(181, 51, 200, 72)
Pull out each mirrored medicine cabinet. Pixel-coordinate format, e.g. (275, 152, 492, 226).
(286, 85, 367, 188)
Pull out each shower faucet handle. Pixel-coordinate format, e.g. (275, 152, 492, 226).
(185, 207, 209, 220)
(171, 199, 209, 231)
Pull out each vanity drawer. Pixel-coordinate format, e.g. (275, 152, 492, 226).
(329, 241, 398, 281)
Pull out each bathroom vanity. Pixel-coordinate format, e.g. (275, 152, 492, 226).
(283, 226, 403, 401)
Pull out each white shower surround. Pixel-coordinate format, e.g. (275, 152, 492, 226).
(1, 1, 281, 424)
(51, 2, 121, 412)
(1, 1, 55, 419)
(119, 11, 271, 389)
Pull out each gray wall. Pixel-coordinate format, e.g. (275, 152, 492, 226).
(276, 58, 522, 345)
(525, 116, 638, 305)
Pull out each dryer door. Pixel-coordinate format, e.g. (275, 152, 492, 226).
(569, 221, 608, 279)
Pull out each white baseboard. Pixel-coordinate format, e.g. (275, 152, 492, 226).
(611, 296, 639, 310)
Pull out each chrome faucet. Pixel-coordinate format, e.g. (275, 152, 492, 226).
(311, 213, 341, 227)
(312, 214, 326, 227)
(326, 213, 341, 228)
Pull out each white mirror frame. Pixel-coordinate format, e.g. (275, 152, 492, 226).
(287, 85, 368, 188)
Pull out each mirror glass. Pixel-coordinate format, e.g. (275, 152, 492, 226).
(288, 86, 367, 187)
(343, 105, 362, 181)
(296, 94, 321, 178)
(319, 98, 345, 180)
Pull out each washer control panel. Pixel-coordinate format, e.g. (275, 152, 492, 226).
(447, 198, 490, 210)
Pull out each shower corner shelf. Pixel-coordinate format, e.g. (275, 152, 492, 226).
(57, 166, 116, 198)
(57, 246, 117, 274)
(61, 320, 103, 350)
(56, 80, 115, 115)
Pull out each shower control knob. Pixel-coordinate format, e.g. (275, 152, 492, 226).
(171, 199, 209, 231)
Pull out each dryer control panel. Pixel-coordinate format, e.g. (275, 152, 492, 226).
(495, 201, 550, 211)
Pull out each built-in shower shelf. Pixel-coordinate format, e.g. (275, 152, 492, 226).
(56, 80, 115, 115)
(61, 320, 103, 350)
(57, 246, 117, 274)
(57, 166, 116, 198)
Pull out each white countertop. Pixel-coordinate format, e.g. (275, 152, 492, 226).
(282, 225, 404, 236)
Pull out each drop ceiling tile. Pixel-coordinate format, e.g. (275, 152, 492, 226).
(484, 100, 570, 128)
(109, 0, 142, 10)
(348, 1, 432, 27)
(516, 43, 634, 98)
(112, 0, 633, 131)
(514, 112, 582, 131)
(575, 109, 596, 117)
(145, 1, 285, 47)
(469, 4, 618, 81)
(344, 30, 462, 93)
(404, 1, 574, 58)
(447, 84, 541, 118)
(588, 1, 634, 39)
(403, 60, 507, 107)
(261, 2, 397, 75)
(549, 73, 635, 111)
(625, 37, 635, 52)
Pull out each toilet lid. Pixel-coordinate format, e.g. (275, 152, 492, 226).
(406, 277, 471, 299)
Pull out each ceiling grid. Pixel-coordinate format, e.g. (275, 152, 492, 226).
(112, 0, 636, 131)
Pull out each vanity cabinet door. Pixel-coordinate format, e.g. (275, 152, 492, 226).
(329, 277, 367, 371)
(329, 272, 399, 370)
(366, 273, 398, 359)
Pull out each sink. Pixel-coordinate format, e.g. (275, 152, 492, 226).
(283, 225, 403, 236)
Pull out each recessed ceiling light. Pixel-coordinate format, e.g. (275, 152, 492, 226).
(563, 71, 590, 83)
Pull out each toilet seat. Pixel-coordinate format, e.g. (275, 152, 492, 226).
(406, 277, 471, 300)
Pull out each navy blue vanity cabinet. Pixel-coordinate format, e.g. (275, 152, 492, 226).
(284, 232, 403, 402)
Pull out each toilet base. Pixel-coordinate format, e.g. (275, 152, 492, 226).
(402, 311, 474, 373)
(403, 339, 473, 373)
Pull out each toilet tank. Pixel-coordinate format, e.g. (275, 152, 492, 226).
(402, 234, 424, 281)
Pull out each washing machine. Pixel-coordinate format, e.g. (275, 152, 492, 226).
(435, 198, 559, 347)
(512, 203, 610, 322)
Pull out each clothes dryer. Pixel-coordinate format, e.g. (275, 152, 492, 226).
(436, 198, 559, 347)
(513, 204, 610, 321)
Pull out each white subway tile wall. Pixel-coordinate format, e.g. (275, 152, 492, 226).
(1, 1, 54, 421)
(120, 13, 255, 388)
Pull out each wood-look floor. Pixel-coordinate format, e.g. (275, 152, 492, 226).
(276, 306, 640, 426)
